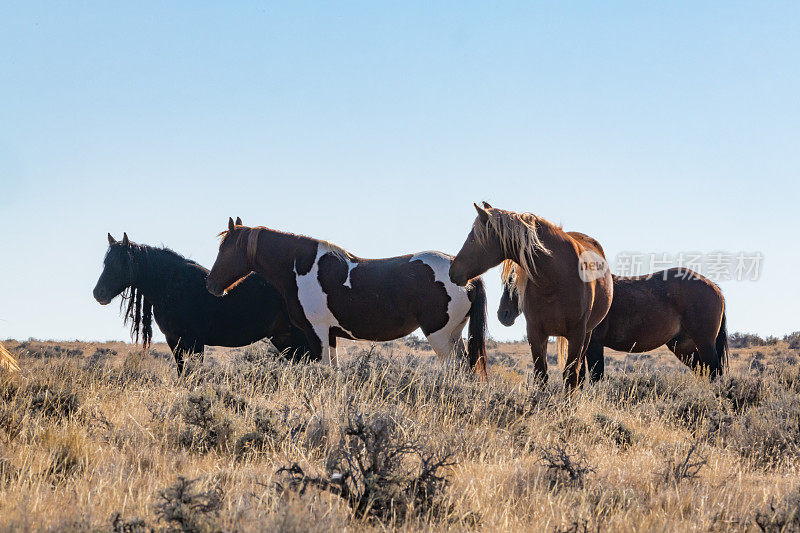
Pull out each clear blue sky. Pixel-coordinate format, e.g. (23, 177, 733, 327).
(1, 2, 798, 344)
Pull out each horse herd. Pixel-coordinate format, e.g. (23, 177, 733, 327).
(93, 203, 727, 389)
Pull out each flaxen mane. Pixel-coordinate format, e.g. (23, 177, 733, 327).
(0, 342, 19, 373)
(501, 259, 528, 312)
(474, 209, 551, 278)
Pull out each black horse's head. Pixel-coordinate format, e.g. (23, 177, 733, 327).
(93, 233, 135, 305)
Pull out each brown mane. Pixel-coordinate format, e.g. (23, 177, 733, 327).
(221, 225, 354, 263)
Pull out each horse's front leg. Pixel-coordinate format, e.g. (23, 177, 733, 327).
(283, 299, 329, 364)
(585, 337, 605, 383)
(526, 321, 549, 383)
(328, 332, 338, 367)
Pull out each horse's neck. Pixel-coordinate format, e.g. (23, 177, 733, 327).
(521, 224, 572, 286)
(251, 230, 318, 290)
(130, 248, 185, 307)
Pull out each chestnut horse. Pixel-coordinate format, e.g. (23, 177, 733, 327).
(206, 218, 488, 377)
(449, 203, 613, 389)
(499, 262, 728, 380)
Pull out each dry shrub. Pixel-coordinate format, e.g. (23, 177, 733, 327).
(714, 374, 765, 411)
(755, 486, 800, 532)
(178, 391, 234, 453)
(771, 362, 800, 394)
(29, 384, 81, 419)
(729, 333, 777, 349)
(538, 441, 594, 489)
(659, 441, 707, 484)
(593, 414, 635, 449)
(784, 332, 800, 350)
(153, 476, 223, 532)
(234, 432, 267, 459)
(276, 409, 455, 524)
(14, 342, 84, 359)
(724, 393, 800, 468)
(110, 513, 148, 533)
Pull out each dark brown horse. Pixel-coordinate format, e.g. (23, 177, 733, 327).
(449, 203, 613, 389)
(93, 232, 314, 374)
(499, 262, 728, 380)
(206, 218, 488, 377)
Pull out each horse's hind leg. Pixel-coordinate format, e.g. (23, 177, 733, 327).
(426, 329, 458, 361)
(166, 335, 181, 374)
(563, 328, 588, 391)
(167, 336, 201, 376)
(424, 314, 468, 361)
(696, 342, 721, 379)
(668, 333, 701, 371)
(576, 331, 593, 387)
(585, 337, 605, 383)
(681, 321, 722, 379)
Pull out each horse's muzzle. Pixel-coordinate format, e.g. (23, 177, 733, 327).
(497, 310, 516, 327)
(206, 278, 225, 297)
(448, 266, 468, 287)
(93, 288, 112, 305)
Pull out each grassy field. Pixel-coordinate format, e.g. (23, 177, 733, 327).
(1, 336, 799, 532)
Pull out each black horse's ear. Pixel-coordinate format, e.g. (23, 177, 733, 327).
(107, 233, 116, 245)
(474, 202, 489, 223)
(122, 233, 130, 247)
(235, 216, 242, 226)
(228, 217, 236, 232)
(481, 201, 493, 209)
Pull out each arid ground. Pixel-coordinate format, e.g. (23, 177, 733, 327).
(1, 335, 799, 532)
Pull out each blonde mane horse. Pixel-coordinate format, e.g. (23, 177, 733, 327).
(450, 203, 613, 389)
(498, 242, 728, 381)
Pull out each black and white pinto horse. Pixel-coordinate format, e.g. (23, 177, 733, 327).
(206, 218, 488, 377)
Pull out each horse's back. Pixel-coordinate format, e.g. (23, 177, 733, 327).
(661, 268, 725, 323)
(602, 268, 723, 352)
(603, 274, 683, 351)
(318, 250, 470, 340)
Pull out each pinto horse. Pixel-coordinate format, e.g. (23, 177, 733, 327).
(93, 232, 314, 374)
(206, 218, 488, 377)
(499, 261, 728, 380)
(449, 203, 613, 389)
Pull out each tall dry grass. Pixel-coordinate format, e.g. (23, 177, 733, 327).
(0, 338, 798, 531)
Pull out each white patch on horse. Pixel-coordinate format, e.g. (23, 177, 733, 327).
(409, 252, 472, 359)
(295, 244, 358, 364)
(343, 260, 358, 288)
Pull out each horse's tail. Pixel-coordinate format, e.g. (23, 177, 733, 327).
(716, 309, 729, 372)
(556, 337, 568, 371)
(467, 277, 488, 379)
(0, 342, 19, 373)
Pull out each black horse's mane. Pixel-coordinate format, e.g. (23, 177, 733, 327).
(117, 243, 204, 349)
(121, 286, 153, 349)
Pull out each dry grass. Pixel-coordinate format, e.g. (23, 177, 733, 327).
(0, 337, 798, 531)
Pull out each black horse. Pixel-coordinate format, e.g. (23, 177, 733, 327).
(93, 232, 315, 373)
